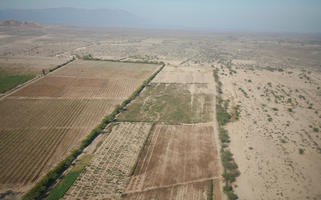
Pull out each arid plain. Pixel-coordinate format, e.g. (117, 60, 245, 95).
(0, 23, 320, 200)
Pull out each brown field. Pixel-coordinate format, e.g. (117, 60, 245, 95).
(0, 59, 160, 194)
(124, 124, 220, 200)
(0, 56, 70, 75)
(63, 122, 152, 200)
(11, 76, 144, 99)
(152, 65, 213, 84)
(12, 60, 159, 99)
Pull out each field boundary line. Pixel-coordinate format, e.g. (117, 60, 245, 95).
(125, 176, 221, 195)
(0, 57, 75, 101)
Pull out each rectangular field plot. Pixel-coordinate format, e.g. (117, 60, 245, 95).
(124, 124, 220, 199)
(0, 128, 86, 185)
(11, 60, 160, 99)
(11, 76, 144, 99)
(0, 99, 117, 187)
(50, 60, 159, 80)
(63, 122, 152, 200)
(152, 65, 214, 84)
(0, 98, 117, 129)
(118, 83, 213, 124)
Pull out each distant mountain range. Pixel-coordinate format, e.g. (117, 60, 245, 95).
(0, 19, 41, 27)
(0, 7, 145, 27)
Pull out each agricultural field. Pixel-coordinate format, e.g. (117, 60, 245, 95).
(118, 65, 215, 124)
(63, 122, 152, 200)
(12, 60, 159, 99)
(217, 64, 321, 200)
(124, 124, 221, 200)
(59, 64, 222, 200)
(118, 83, 213, 124)
(0, 56, 69, 94)
(0, 59, 160, 197)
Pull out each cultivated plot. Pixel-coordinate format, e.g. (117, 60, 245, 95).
(152, 65, 213, 84)
(118, 83, 213, 124)
(124, 124, 220, 200)
(63, 122, 152, 200)
(12, 60, 159, 100)
(0, 60, 160, 192)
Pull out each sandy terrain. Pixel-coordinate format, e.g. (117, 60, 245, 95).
(219, 64, 321, 200)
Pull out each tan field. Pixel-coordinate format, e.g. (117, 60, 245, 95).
(124, 124, 221, 200)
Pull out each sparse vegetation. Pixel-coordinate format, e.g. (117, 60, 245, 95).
(239, 87, 249, 98)
(45, 154, 93, 200)
(212, 66, 239, 200)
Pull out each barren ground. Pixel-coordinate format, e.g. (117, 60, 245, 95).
(219, 64, 321, 200)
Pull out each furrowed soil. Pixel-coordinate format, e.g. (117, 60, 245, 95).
(0, 60, 160, 195)
(124, 124, 221, 200)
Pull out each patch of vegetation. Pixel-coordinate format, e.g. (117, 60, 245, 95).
(313, 128, 319, 133)
(299, 148, 304, 154)
(211, 66, 239, 200)
(49, 57, 75, 72)
(264, 66, 284, 72)
(233, 105, 241, 120)
(118, 83, 212, 124)
(223, 186, 238, 200)
(208, 180, 214, 200)
(239, 88, 249, 98)
(81, 54, 165, 65)
(219, 128, 230, 143)
(45, 154, 93, 200)
(272, 107, 279, 111)
(0, 70, 35, 93)
(216, 104, 231, 126)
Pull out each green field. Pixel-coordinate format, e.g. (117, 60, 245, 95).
(118, 83, 213, 124)
(0, 70, 35, 93)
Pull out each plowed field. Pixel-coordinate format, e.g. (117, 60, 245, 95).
(124, 124, 220, 200)
(0, 60, 160, 193)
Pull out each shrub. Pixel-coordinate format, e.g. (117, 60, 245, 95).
(219, 128, 230, 143)
(216, 104, 231, 126)
(299, 148, 304, 154)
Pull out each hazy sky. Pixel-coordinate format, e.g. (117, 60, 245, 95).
(1, 0, 321, 32)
